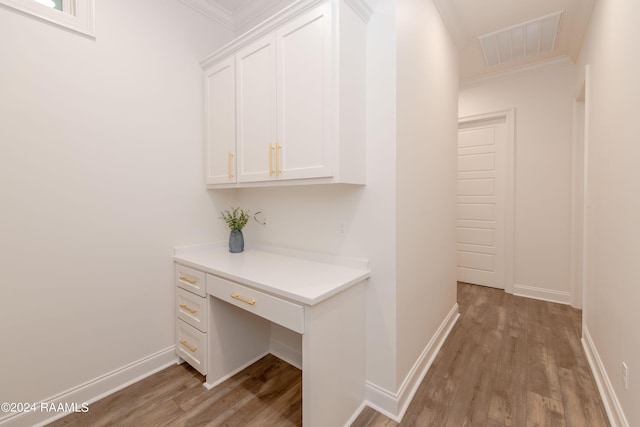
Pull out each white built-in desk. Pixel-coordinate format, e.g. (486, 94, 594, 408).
(174, 243, 370, 426)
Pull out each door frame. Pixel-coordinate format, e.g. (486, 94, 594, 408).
(458, 108, 515, 294)
(571, 65, 590, 310)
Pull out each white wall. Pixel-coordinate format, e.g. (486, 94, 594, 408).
(459, 61, 575, 304)
(0, 0, 233, 411)
(395, 0, 458, 391)
(576, 0, 640, 424)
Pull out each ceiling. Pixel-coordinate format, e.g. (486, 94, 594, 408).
(184, 0, 595, 82)
(434, 0, 596, 82)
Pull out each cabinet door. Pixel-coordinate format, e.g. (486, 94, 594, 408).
(276, 3, 333, 181)
(204, 57, 236, 185)
(236, 34, 277, 183)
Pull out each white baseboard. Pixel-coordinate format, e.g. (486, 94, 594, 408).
(513, 283, 571, 305)
(364, 303, 460, 421)
(344, 401, 370, 427)
(0, 346, 178, 427)
(363, 381, 403, 422)
(582, 326, 629, 427)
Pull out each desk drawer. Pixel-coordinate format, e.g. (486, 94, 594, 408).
(176, 287, 207, 333)
(176, 319, 206, 375)
(207, 274, 304, 334)
(175, 263, 206, 297)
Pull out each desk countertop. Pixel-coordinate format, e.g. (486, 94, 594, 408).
(174, 243, 370, 306)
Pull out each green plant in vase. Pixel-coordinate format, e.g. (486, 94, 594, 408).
(220, 207, 252, 253)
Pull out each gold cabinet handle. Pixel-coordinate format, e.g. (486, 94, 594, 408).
(276, 143, 282, 175)
(179, 303, 197, 314)
(269, 144, 275, 176)
(179, 339, 197, 353)
(231, 293, 256, 306)
(228, 151, 234, 178)
(179, 276, 197, 285)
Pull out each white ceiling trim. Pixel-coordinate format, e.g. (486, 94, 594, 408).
(201, 0, 326, 67)
(177, 0, 234, 30)
(180, 0, 375, 34)
(460, 55, 573, 88)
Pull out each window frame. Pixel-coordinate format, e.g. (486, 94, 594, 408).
(0, 0, 95, 37)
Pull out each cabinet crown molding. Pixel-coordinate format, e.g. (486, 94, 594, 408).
(200, 0, 369, 69)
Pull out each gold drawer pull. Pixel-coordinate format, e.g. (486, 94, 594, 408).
(179, 339, 197, 353)
(231, 293, 255, 306)
(276, 143, 282, 175)
(269, 144, 275, 176)
(179, 276, 197, 285)
(228, 151, 234, 178)
(179, 303, 197, 314)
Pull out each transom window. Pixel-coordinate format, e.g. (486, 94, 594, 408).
(34, 0, 60, 10)
(1, 0, 95, 37)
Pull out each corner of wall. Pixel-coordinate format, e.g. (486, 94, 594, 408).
(364, 303, 459, 421)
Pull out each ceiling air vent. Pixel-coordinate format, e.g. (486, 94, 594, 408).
(479, 11, 563, 68)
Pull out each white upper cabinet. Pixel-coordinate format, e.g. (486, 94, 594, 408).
(275, 3, 332, 182)
(201, 0, 370, 188)
(236, 34, 277, 183)
(204, 57, 236, 185)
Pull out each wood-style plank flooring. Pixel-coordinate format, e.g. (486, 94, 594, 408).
(353, 282, 609, 427)
(49, 282, 609, 427)
(47, 354, 302, 426)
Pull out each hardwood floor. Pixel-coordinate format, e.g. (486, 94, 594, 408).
(48, 283, 609, 426)
(352, 283, 609, 427)
(47, 354, 302, 427)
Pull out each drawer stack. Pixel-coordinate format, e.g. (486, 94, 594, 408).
(175, 263, 207, 375)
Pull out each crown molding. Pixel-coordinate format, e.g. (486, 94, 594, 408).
(177, 0, 234, 30)
(180, 0, 373, 34)
(234, 0, 297, 34)
(460, 55, 574, 88)
(200, 0, 326, 68)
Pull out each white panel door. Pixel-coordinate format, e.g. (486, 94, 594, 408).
(457, 118, 507, 288)
(236, 34, 277, 183)
(276, 2, 332, 180)
(204, 57, 236, 185)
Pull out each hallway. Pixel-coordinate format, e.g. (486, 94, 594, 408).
(47, 282, 610, 426)
(354, 282, 609, 426)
